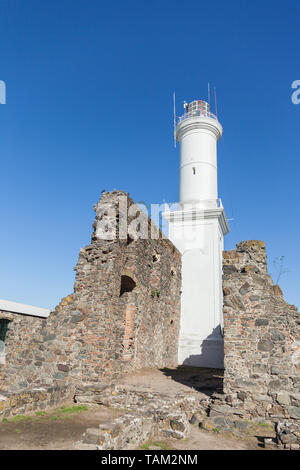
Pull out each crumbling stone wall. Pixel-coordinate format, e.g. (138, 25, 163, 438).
(222, 241, 300, 431)
(0, 191, 181, 416)
(0, 310, 45, 369)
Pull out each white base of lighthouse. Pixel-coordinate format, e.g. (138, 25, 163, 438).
(163, 202, 229, 369)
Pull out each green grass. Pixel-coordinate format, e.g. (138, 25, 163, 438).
(151, 290, 161, 298)
(0, 404, 88, 425)
(141, 441, 169, 450)
(212, 427, 220, 433)
(11, 415, 32, 423)
(58, 405, 88, 414)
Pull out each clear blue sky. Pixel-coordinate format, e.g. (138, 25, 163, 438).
(0, 0, 299, 309)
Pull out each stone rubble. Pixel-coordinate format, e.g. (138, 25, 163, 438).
(73, 383, 202, 449)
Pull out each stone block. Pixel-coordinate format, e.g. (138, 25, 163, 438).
(277, 391, 290, 406)
(288, 407, 300, 420)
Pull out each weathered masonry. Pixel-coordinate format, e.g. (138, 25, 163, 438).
(0, 191, 181, 418)
(0, 300, 50, 366)
(219, 240, 300, 448)
(223, 240, 300, 406)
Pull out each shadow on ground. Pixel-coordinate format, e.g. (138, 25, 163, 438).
(160, 366, 224, 397)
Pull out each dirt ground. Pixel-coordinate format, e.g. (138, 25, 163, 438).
(120, 366, 223, 398)
(0, 367, 276, 450)
(0, 404, 123, 450)
(140, 423, 275, 451)
(0, 406, 272, 451)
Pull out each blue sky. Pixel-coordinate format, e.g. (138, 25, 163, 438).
(0, 0, 299, 309)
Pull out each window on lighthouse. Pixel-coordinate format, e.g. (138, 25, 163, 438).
(192, 167, 196, 175)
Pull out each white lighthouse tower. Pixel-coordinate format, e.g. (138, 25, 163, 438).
(164, 99, 229, 368)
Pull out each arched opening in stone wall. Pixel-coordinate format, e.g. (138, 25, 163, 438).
(120, 275, 136, 297)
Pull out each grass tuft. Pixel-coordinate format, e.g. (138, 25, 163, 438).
(59, 405, 88, 414)
(11, 415, 32, 422)
(212, 427, 220, 433)
(141, 441, 169, 450)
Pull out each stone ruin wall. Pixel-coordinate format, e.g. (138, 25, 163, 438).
(0, 311, 45, 368)
(0, 191, 181, 417)
(1, 194, 300, 448)
(222, 240, 300, 447)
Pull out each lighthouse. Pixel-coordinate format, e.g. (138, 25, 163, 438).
(164, 99, 229, 368)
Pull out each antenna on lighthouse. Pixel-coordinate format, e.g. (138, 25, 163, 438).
(208, 82, 210, 111)
(173, 91, 176, 148)
(214, 86, 218, 119)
